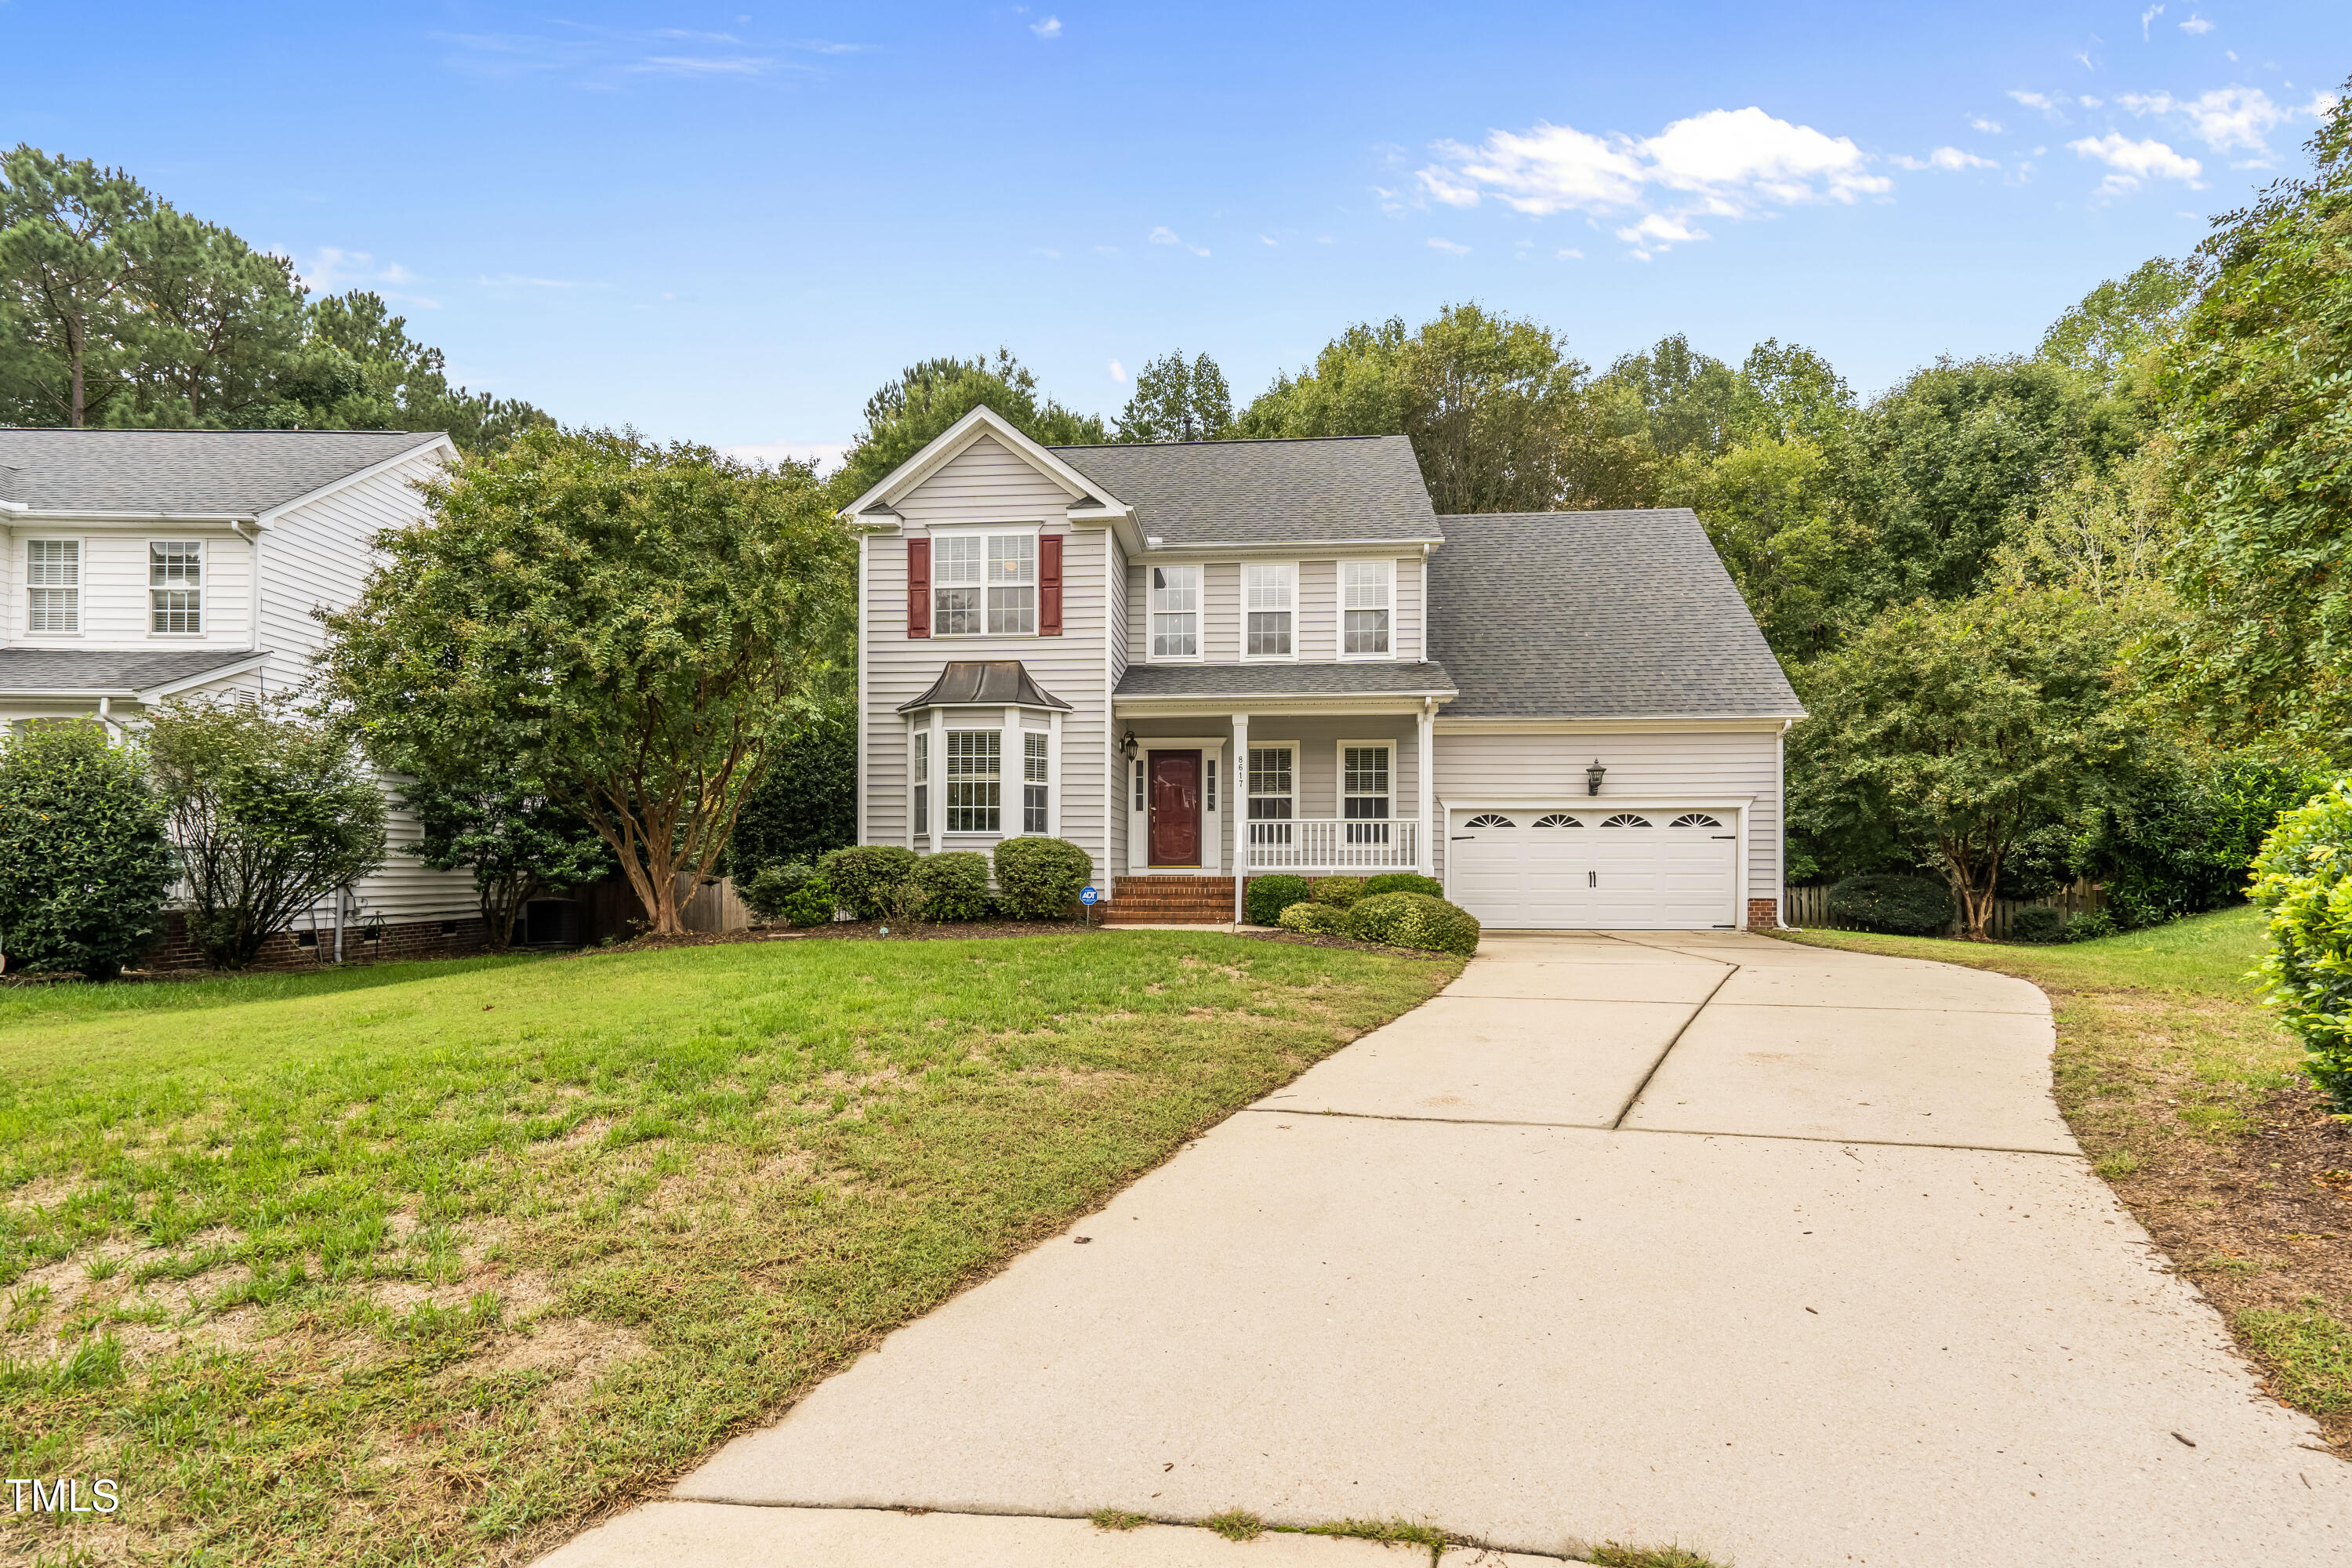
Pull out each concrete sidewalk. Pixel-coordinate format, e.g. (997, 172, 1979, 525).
(542, 932, 2352, 1567)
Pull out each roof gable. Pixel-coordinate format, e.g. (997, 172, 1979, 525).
(0, 429, 450, 518)
(838, 405, 1119, 524)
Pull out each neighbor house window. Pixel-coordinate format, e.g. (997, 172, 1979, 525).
(27, 540, 78, 633)
(1023, 732, 1049, 833)
(912, 730, 930, 837)
(945, 731, 1000, 832)
(1244, 562, 1294, 657)
(932, 532, 1035, 636)
(1341, 561, 1391, 655)
(1247, 746, 1294, 848)
(150, 541, 202, 633)
(1150, 565, 1199, 658)
(1342, 744, 1391, 844)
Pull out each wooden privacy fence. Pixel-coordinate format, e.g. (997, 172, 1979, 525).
(676, 874, 755, 935)
(1782, 878, 2104, 939)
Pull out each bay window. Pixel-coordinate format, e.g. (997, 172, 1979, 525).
(1150, 564, 1199, 659)
(945, 730, 1000, 832)
(1341, 560, 1392, 657)
(1023, 732, 1049, 833)
(912, 730, 930, 839)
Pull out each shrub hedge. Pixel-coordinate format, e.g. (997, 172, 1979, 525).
(915, 851, 993, 922)
(993, 837, 1091, 920)
(1311, 876, 1368, 908)
(2007, 905, 2066, 944)
(1245, 875, 1312, 926)
(1363, 873, 1444, 899)
(2252, 780, 2352, 1110)
(0, 720, 175, 979)
(739, 860, 816, 922)
(1827, 873, 1955, 936)
(1344, 891, 1481, 956)
(782, 876, 837, 927)
(1276, 902, 1350, 935)
(816, 845, 919, 920)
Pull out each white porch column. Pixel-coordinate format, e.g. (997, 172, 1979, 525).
(928, 709, 948, 844)
(1230, 710, 1250, 922)
(1415, 701, 1435, 878)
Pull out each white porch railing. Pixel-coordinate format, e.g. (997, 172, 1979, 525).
(1243, 818, 1420, 872)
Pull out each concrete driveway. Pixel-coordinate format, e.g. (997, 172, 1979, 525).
(542, 932, 2351, 1566)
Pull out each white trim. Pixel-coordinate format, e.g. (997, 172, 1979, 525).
(234, 520, 263, 661)
(1415, 702, 1436, 877)
(1435, 715, 1802, 733)
(929, 708, 948, 844)
(1116, 695, 1441, 718)
(837, 405, 1126, 527)
(1143, 561, 1205, 663)
(1243, 739, 1297, 822)
(924, 524, 1043, 639)
(1126, 736, 1226, 873)
(1001, 706, 1023, 835)
(143, 536, 206, 637)
(1239, 559, 1299, 663)
(1335, 557, 1396, 662)
(1337, 739, 1396, 825)
(906, 713, 924, 851)
(136, 651, 272, 703)
(1047, 707, 1065, 839)
(20, 533, 86, 637)
(1135, 536, 1445, 560)
(1439, 796, 1751, 930)
(252, 434, 456, 528)
(856, 533, 869, 844)
(1775, 718, 1791, 928)
(1229, 712, 1250, 920)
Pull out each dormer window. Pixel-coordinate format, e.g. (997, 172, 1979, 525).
(27, 540, 79, 633)
(1151, 564, 1200, 659)
(1341, 560, 1392, 657)
(151, 541, 202, 633)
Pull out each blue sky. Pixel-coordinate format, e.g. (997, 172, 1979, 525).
(3, 2, 2345, 465)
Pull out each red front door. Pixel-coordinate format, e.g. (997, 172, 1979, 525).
(1149, 750, 1202, 865)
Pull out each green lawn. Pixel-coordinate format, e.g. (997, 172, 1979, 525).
(1784, 908, 2352, 1444)
(0, 931, 1460, 1567)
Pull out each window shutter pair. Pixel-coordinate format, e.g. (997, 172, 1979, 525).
(904, 533, 1063, 636)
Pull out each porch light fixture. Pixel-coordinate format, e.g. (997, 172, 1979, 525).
(1585, 760, 1606, 796)
(1121, 728, 1139, 760)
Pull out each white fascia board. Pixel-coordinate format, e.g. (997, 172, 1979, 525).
(1434, 714, 1802, 734)
(1137, 536, 1446, 561)
(252, 434, 457, 528)
(9, 510, 256, 525)
(1115, 695, 1443, 718)
(836, 406, 1126, 521)
(136, 652, 274, 702)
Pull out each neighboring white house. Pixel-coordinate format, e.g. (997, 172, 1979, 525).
(843, 405, 1806, 931)
(0, 428, 481, 961)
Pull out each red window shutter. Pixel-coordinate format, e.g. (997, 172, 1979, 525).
(906, 537, 931, 638)
(1039, 533, 1064, 636)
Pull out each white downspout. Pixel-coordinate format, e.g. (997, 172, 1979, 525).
(233, 520, 264, 695)
(1776, 719, 1792, 930)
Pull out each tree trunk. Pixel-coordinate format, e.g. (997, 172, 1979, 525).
(67, 313, 85, 427)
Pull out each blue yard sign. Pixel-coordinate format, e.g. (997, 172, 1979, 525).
(1079, 886, 1099, 906)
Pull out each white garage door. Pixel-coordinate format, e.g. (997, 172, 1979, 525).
(1446, 808, 1738, 930)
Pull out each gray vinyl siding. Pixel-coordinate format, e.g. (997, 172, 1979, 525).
(1125, 554, 1424, 670)
(895, 434, 1076, 525)
(1202, 562, 1240, 662)
(1106, 535, 1130, 874)
(1297, 559, 1337, 661)
(1431, 728, 1782, 895)
(1394, 554, 1424, 660)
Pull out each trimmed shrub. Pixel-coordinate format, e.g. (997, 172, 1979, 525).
(0, 720, 175, 979)
(1311, 876, 1368, 909)
(782, 875, 838, 928)
(1345, 891, 1481, 956)
(740, 860, 815, 922)
(2254, 780, 2352, 1110)
(915, 851, 992, 922)
(1245, 874, 1311, 926)
(2008, 905, 2066, 944)
(993, 836, 1091, 920)
(1277, 901, 1349, 935)
(1826, 873, 1955, 937)
(816, 845, 919, 920)
(2062, 910, 2118, 943)
(1363, 873, 1444, 899)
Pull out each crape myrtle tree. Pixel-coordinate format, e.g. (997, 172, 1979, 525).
(400, 764, 612, 951)
(1788, 589, 2141, 938)
(0, 719, 175, 978)
(317, 426, 853, 937)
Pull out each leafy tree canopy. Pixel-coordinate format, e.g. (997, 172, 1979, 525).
(1113, 349, 1232, 443)
(829, 350, 1107, 507)
(2040, 255, 2204, 396)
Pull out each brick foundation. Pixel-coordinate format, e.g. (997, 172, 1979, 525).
(1747, 898, 1780, 932)
(138, 913, 492, 973)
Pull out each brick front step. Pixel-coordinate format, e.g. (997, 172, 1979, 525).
(1100, 877, 1236, 925)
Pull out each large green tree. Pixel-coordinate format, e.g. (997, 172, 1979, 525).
(0, 147, 152, 425)
(120, 209, 308, 428)
(1113, 349, 1232, 442)
(2158, 83, 2352, 750)
(317, 428, 853, 935)
(2040, 256, 2203, 396)
(829, 350, 1106, 506)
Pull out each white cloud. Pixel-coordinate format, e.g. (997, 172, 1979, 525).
(1970, 116, 2003, 133)
(1109, 359, 1126, 382)
(722, 440, 847, 475)
(1557, 247, 1584, 260)
(1034, 247, 1061, 258)
(2079, 95, 2103, 108)
(1148, 225, 1209, 256)
(2180, 12, 2213, 34)
(2069, 132, 2204, 194)
(630, 55, 775, 75)
(2008, 89, 2063, 115)
(1893, 147, 1998, 172)
(1613, 212, 1707, 249)
(2140, 5, 2162, 42)
(1030, 16, 1062, 38)
(1260, 234, 1279, 246)
(1427, 237, 1471, 255)
(2117, 85, 2311, 153)
(299, 247, 440, 307)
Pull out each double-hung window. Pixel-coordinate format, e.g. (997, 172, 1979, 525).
(934, 532, 1036, 636)
(1342, 744, 1392, 844)
(1150, 565, 1199, 659)
(1341, 561, 1392, 656)
(1247, 745, 1294, 849)
(1023, 732, 1049, 833)
(27, 540, 79, 633)
(945, 730, 1000, 833)
(1244, 562, 1294, 658)
(150, 541, 202, 633)
(912, 730, 930, 839)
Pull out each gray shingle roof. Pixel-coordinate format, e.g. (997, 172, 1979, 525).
(1115, 661, 1456, 700)
(0, 648, 267, 697)
(1428, 510, 1803, 720)
(899, 660, 1074, 711)
(1049, 436, 1439, 545)
(0, 429, 446, 516)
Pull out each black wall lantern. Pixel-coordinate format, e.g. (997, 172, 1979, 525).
(1122, 728, 1139, 760)
(1585, 759, 1606, 796)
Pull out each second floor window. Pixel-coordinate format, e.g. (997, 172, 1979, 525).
(945, 730, 1000, 833)
(934, 533, 1035, 636)
(1342, 561, 1391, 656)
(1244, 562, 1294, 657)
(151, 541, 202, 633)
(27, 540, 78, 633)
(1151, 564, 1199, 658)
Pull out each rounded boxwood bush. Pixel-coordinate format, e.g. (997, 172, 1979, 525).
(739, 860, 815, 922)
(915, 851, 992, 922)
(1345, 891, 1481, 956)
(1245, 874, 1312, 927)
(1363, 873, 1443, 899)
(816, 845, 920, 920)
(2008, 905, 2066, 944)
(1277, 901, 1350, 935)
(1826, 873, 1955, 936)
(993, 836, 1091, 920)
(2063, 910, 2118, 943)
(0, 720, 174, 979)
(782, 875, 837, 927)
(1311, 876, 1368, 909)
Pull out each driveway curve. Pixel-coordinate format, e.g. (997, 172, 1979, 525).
(546, 932, 2351, 1566)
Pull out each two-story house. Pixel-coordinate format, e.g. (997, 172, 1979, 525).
(0, 427, 483, 962)
(845, 406, 1805, 931)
